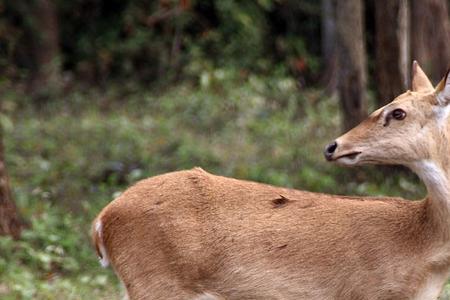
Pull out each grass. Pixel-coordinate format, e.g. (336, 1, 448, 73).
(0, 69, 436, 298)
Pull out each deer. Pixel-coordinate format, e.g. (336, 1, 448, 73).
(93, 61, 450, 300)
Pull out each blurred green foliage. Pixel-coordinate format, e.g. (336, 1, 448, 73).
(0, 70, 428, 298)
(0, 205, 118, 299)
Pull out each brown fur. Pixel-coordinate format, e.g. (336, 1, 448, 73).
(95, 168, 435, 299)
(93, 63, 450, 300)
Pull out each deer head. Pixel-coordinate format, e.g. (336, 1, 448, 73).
(324, 61, 450, 172)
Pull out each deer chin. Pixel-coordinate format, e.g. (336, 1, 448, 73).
(334, 151, 362, 166)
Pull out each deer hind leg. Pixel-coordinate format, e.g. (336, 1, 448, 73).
(124, 275, 224, 300)
(126, 286, 224, 300)
(125, 281, 197, 300)
(122, 270, 223, 300)
(193, 292, 224, 300)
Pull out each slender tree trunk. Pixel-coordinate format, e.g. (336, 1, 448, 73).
(336, 0, 368, 131)
(375, 0, 410, 105)
(0, 127, 23, 239)
(411, 0, 450, 82)
(321, 0, 338, 94)
(28, 0, 60, 99)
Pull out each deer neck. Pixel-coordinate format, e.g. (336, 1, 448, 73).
(410, 158, 450, 240)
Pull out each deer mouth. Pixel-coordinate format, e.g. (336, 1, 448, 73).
(335, 151, 362, 161)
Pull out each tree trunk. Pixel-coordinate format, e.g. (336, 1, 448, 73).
(375, 0, 410, 105)
(321, 0, 338, 94)
(336, 0, 368, 131)
(28, 0, 60, 99)
(0, 127, 24, 239)
(411, 0, 450, 83)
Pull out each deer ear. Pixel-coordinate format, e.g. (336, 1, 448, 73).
(436, 68, 450, 105)
(412, 61, 433, 92)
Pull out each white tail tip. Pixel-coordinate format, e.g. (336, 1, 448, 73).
(95, 220, 110, 267)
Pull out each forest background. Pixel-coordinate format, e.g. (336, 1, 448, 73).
(1, 0, 450, 298)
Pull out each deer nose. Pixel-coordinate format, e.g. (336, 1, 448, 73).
(324, 141, 338, 161)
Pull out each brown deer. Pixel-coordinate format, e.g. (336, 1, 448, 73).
(93, 62, 450, 299)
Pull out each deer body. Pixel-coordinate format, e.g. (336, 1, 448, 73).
(93, 62, 450, 299)
(96, 168, 449, 300)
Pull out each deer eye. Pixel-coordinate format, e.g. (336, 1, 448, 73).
(392, 109, 406, 120)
